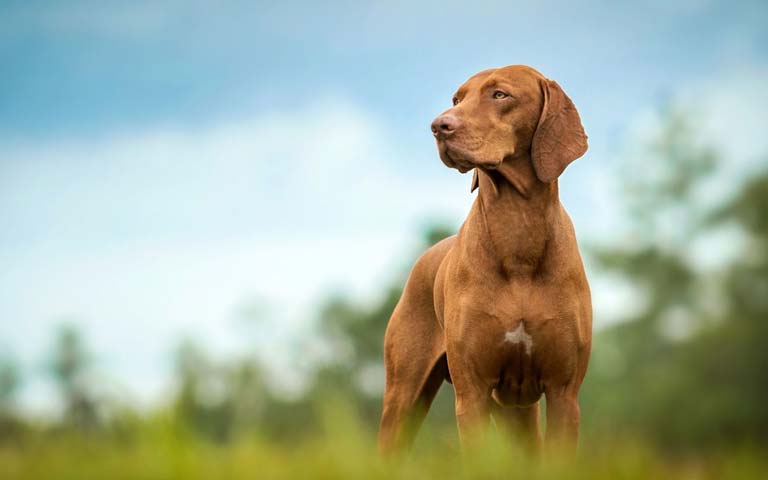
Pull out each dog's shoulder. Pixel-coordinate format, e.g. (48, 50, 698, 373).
(411, 234, 456, 277)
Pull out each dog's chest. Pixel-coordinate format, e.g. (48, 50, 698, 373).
(502, 322, 534, 354)
(474, 278, 571, 321)
(452, 276, 580, 348)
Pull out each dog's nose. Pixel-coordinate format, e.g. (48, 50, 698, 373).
(431, 114, 460, 138)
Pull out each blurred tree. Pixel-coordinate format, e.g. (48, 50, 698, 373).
(307, 224, 456, 430)
(173, 339, 229, 442)
(172, 339, 269, 443)
(49, 325, 99, 431)
(0, 357, 22, 439)
(0, 358, 19, 410)
(228, 359, 267, 435)
(582, 106, 768, 450)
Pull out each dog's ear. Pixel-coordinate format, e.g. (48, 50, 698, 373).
(531, 79, 588, 183)
(471, 168, 479, 192)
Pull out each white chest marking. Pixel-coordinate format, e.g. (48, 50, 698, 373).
(503, 323, 533, 355)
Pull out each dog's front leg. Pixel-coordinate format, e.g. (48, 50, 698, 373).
(544, 385, 580, 456)
(455, 383, 492, 449)
(446, 352, 494, 449)
(543, 343, 589, 456)
(494, 403, 543, 454)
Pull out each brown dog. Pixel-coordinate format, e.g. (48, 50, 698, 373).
(379, 65, 591, 455)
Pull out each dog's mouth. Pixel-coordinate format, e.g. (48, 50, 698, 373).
(441, 149, 474, 173)
(438, 141, 501, 173)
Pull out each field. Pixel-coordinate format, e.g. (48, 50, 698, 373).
(1, 410, 765, 480)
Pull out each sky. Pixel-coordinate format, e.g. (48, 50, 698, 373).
(1, 0, 767, 412)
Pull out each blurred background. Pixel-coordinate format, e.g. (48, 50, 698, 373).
(1, 0, 767, 477)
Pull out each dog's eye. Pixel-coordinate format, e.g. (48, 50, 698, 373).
(452, 97, 459, 106)
(492, 91, 509, 100)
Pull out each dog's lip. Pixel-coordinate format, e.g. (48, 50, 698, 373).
(439, 141, 501, 171)
(440, 147, 473, 173)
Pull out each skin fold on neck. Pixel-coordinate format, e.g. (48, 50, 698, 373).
(466, 154, 560, 277)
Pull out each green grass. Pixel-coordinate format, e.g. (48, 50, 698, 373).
(2, 434, 764, 480)
(1, 409, 764, 479)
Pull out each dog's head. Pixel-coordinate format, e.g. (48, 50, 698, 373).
(431, 65, 587, 189)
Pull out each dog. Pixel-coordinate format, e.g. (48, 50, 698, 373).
(379, 65, 591, 455)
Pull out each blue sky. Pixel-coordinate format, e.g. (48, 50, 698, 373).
(1, 0, 767, 411)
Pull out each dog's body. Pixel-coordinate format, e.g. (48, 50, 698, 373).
(379, 65, 592, 454)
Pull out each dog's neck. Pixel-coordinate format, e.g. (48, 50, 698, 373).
(468, 155, 560, 276)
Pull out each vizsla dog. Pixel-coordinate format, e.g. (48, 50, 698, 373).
(379, 65, 591, 455)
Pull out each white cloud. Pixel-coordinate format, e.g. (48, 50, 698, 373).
(0, 98, 472, 413)
(0, 97, 469, 247)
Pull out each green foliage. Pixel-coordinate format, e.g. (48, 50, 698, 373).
(171, 340, 270, 443)
(0, 359, 19, 407)
(582, 110, 768, 449)
(0, 358, 22, 440)
(48, 324, 99, 431)
(308, 224, 456, 429)
(0, 412, 764, 479)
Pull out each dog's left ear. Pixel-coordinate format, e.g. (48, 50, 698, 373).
(471, 168, 479, 192)
(531, 79, 588, 183)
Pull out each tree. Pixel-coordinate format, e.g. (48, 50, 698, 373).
(308, 224, 456, 429)
(172, 339, 269, 442)
(0, 357, 22, 439)
(49, 324, 99, 430)
(0, 358, 19, 411)
(581, 107, 768, 449)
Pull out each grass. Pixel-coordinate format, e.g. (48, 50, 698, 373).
(2, 434, 764, 480)
(1, 408, 765, 479)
